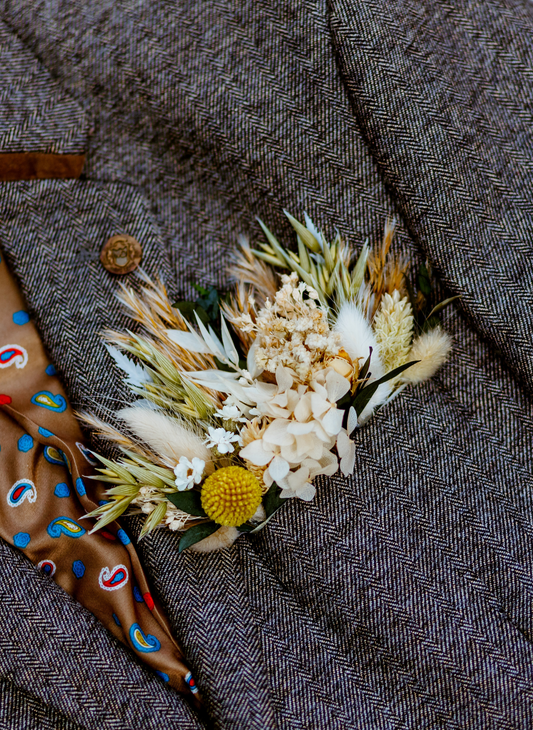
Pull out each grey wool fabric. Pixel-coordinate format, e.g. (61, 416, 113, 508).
(1, 1, 533, 728)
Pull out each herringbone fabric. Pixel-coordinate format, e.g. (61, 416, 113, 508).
(0, 18, 88, 154)
(0, 679, 83, 730)
(1, 1, 533, 728)
(329, 0, 533, 390)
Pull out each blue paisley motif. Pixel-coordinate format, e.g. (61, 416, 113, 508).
(47, 516, 86, 539)
(31, 391, 67, 413)
(44, 446, 67, 466)
(129, 624, 161, 653)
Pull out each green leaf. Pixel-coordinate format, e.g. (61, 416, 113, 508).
(195, 286, 220, 321)
(179, 522, 219, 552)
(249, 490, 289, 534)
(335, 392, 352, 411)
(172, 300, 210, 326)
(417, 263, 432, 297)
(263, 483, 285, 518)
(426, 295, 461, 320)
(167, 490, 208, 517)
(237, 523, 256, 533)
(351, 360, 419, 416)
(358, 348, 372, 383)
(192, 283, 209, 297)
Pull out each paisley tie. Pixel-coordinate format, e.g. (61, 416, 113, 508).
(0, 252, 200, 705)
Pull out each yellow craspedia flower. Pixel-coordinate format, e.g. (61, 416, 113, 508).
(201, 466, 262, 527)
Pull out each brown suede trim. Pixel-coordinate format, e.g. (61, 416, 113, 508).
(0, 152, 85, 181)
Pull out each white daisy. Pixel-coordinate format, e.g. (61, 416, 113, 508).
(173, 456, 205, 491)
(203, 426, 241, 454)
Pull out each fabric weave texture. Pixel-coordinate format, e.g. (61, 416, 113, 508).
(1, 1, 533, 728)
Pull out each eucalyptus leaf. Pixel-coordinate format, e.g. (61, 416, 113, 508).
(167, 490, 208, 517)
(249, 510, 284, 534)
(195, 286, 220, 321)
(172, 300, 210, 326)
(179, 522, 219, 552)
(263, 483, 285, 517)
(237, 523, 256, 533)
(192, 283, 210, 297)
(351, 360, 419, 416)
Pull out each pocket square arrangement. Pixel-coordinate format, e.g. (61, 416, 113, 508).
(83, 214, 453, 552)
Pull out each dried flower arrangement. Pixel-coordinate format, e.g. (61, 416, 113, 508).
(81, 214, 455, 552)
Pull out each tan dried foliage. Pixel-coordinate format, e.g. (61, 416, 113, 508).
(228, 237, 278, 308)
(221, 282, 256, 354)
(367, 220, 409, 318)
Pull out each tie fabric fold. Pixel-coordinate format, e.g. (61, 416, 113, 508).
(0, 252, 200, 706)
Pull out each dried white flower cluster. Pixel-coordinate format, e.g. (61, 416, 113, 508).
(235, 273, 341, 381)
(238, 365, 353, 500)
(132, 487, 190, 531)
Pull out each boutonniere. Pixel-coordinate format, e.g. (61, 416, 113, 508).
(82, 214, 454, 551)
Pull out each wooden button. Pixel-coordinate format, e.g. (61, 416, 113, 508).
(100, 234, 142, 275)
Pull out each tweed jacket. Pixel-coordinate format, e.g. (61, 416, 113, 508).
(1, 2, 533, 729)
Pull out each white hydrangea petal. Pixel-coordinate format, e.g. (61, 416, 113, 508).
(263, 419, 293, 446)
(302, 457, 320, 475)
(325, 369, 350, 402)
(305, 450, 338, 478)
(310, 392, 330, 419)
(295, 432, 322, 457)
(312, 420, 335, 443)
(336, 430, 350, 458)
(320, 407, 344, 436)
(297, 482, 316, 501)
(280, 440, 305, 463)
(268, 455, 290, 482)
(337, 431, 356, 475)
(286, 421, 316, 436)
(268, 405, 292, 419)
(293, 395, 312, 422)
(347, 406, 358, 436)
(340, 446, 356, 475)
(311, 381, 328, 400)
(240, 440, 274, 466)
(286, 390, 300, 412)
(279, 488, 295, 499)
(276, 365, 293, 392)
(287, 465, 310, 490)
